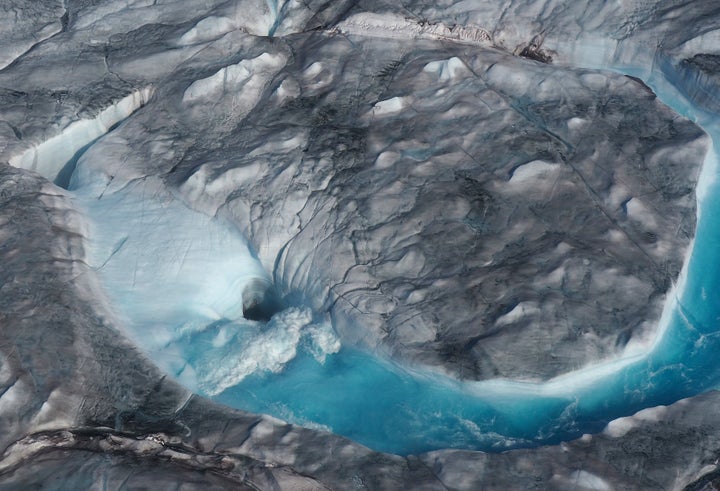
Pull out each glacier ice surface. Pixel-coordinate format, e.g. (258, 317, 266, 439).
(4, 0, 720, 489)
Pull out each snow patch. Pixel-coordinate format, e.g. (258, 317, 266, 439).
(424, 57, 470, 82)
(179, 16, 237, 45)
(181, 162, 264, 216)
(510, 160, 559, 184)
(624, 198, 658, 229)
(496, 302, 541, 326)
(375, 151, 400, 169)
(0, 379, 30, 415)
(337, 13, 492, 46)
(273, 78, 301, 102)
(301, 61, 334, 91)
(505, 160, 561, 197)
(182, 53, 286, 126)
(183, 53, 285, 104)
(372, 96, 409, 116)
(568, 470, 612, 491)
(30, 389, 77, 432)
(604, 404, 669, 437)
(567, 117, 588, 131)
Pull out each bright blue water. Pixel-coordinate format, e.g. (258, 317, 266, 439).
(212, 68, 720, 455)
(213, 306, 718, 455)
(76, 64, 720, 456)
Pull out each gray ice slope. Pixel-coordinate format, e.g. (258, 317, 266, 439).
(170, 37, 703, 380)
(0, 0, 706, 382)
(2, 0, 720, 489)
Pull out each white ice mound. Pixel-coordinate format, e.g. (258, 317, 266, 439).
(8, 87, 154, 185)
(182, 52, 286, 123)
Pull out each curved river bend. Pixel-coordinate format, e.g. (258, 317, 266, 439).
(66, 58, 720, 456)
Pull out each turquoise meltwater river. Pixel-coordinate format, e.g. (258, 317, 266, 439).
(216, 64, 720, 455)
(73, 60, 720, 456)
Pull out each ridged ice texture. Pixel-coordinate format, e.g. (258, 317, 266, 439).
(165, 37, 704, 381)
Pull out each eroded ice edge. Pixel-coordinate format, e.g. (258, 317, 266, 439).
(23, 52, 720, 455)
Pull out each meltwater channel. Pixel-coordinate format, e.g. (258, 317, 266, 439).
(70, 66, 720, 456)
